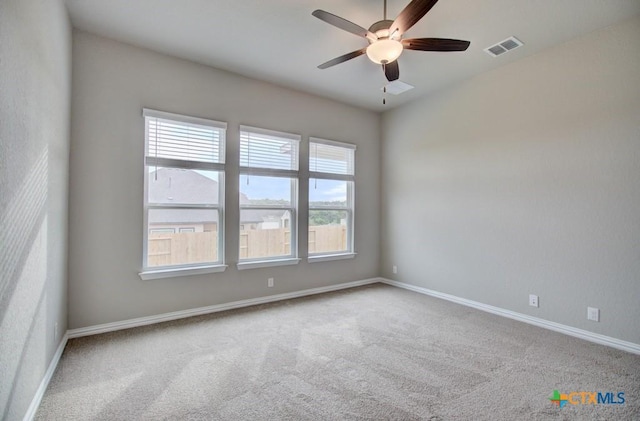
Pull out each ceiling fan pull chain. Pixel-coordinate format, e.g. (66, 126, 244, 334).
(382, 61, 387, 105)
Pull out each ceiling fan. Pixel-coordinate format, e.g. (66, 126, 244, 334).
(312, 0, 470, 82)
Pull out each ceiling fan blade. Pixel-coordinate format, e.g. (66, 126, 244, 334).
(383, 61, 400, 82)
(390, 0, 439, 36)
(312, 10, 376, 39)
(318, 48, 367, 69)
(402, 38, 470, 51)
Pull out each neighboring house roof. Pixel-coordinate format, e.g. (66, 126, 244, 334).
(148, 168, 289, 225)
(149, 168, 218, 224)
(149, 168, 218, 204)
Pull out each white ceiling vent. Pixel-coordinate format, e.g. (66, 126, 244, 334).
(382, 80, 414, 95)
(484, 36, 523, 57)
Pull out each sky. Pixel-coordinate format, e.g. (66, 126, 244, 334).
(240, 175, 347, 203)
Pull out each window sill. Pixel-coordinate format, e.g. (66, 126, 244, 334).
(308, 252, 357, 263)
(139, 264, 228, 280)
(237, 258, 301, 271)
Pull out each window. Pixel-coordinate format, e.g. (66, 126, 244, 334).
(309, 138, 355, 258)
(150, 228, 176, 234)
(141, 109, 226, 279)
(238, 126, 300, 268)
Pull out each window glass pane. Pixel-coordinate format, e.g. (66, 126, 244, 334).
(148, 117, 224, 163)
(309, 179, 347, 207)
(309, 142, 354, 175)
(240, 130, 298, 170)
(147, 209, 219, 266)
(239, 209, 292, 259)
(309, 210, 348, 254)
(148, 168, 220, 205)
(240, 175, 292, 205)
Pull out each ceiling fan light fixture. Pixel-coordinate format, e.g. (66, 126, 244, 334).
(366, 39, 403, 64)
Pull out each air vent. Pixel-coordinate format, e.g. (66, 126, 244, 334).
(484, 36, 523, 57)
(382, 80, 414, 95)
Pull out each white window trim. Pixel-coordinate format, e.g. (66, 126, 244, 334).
(142, 109, 227, 275)
(240, 125, 301, 142)
(308, 137, 356, 258)
(143, 108, 228, 134)
(309, 137, 357, 150)
(308, 172, 354, 182)
(236, 258, 301, 271)
(308, 252, 357, 263)
(139, 264, 228, 281)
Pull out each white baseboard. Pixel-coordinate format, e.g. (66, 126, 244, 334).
(68, 278, 380, 338)
(23, 333, 69, 421)
(380, 278, 640, 355)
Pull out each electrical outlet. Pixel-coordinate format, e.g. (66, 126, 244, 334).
(529, 294, 539, 308)
(587, 307, 600, 322)
(268, 277, 274, 288)
(392, 265, 398, 274)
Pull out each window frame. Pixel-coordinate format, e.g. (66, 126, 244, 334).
(139, 109, 228, 280)
(237, 125, 301, 269)
(308, 137, 356, 261)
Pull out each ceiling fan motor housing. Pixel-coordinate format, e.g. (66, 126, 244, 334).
(368, 20, 396, 43)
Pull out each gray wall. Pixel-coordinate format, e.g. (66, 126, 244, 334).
(0, 0, 71, 418)
(381, 17, 640, 344)
(68, 31, 381, 329)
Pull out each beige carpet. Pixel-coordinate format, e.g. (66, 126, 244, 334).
(36, 284, 639, 420)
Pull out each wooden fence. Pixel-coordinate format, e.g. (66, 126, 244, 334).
(148, 231, 218, 267)
(148, 225, 347, 266)
(308, 225, 347, 255)
(239, 228, 291, 259)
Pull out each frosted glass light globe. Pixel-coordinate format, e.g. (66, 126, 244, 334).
(366, 39, 403, 64)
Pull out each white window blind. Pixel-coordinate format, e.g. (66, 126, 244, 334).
(240, 126, 300, 172)
(144, 109, 226, 166)
(309, 138, 355, 177)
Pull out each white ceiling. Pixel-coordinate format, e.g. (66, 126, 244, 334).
(65, 0, 640, 112)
